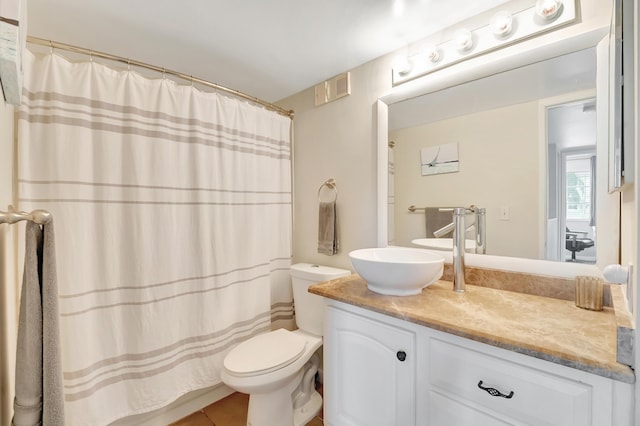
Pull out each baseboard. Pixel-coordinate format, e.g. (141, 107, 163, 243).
(109, 383, 234, 426)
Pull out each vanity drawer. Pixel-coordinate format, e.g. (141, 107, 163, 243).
(427, 338, 593, 426)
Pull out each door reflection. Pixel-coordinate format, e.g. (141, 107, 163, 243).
(546, 99, 597, 263)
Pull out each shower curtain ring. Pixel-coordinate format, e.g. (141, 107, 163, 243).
(49, 40, 53, 54)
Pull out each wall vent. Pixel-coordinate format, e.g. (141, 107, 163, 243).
(314, 72, 350, 106)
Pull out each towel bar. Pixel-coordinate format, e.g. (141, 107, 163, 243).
(0, 205, 52, 225)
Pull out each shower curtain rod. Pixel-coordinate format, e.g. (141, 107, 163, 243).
(26, 36, 295, 119)
(0, 206, 51, 225)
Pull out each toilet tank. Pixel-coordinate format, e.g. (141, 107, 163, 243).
(290, 263, 351, 336)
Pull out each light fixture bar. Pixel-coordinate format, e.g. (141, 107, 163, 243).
(392, 0, 576, 86)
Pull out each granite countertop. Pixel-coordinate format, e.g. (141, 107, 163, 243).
(309, 274, 635, 384)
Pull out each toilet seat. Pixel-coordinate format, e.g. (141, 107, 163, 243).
(224, 329, 307, 377)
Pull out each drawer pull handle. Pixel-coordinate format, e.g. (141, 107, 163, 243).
(477, 381, 514, 399)
(396, 351, 407, 362)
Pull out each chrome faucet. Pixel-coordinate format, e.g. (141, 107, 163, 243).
(434, 205, 486, 292)
(475, 207, 486, 255)
(451, 207, 468, 293)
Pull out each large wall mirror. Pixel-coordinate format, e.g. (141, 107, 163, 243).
(378, 36, 621, 269)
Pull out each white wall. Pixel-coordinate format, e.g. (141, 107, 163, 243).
(390, 101, 540, 258)
(0, 102, 16, 426)
(281, 55, 392, 270)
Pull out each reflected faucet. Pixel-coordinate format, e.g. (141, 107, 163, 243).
(432, 221, 455, 238)
(435, 206, 486, 292)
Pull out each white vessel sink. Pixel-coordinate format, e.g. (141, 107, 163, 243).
(349, 247, 444, 296)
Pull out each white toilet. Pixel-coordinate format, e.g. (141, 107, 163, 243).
(220, 263, 350, 426)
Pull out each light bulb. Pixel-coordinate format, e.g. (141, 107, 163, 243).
(535, 0, 562, 21)
(424, 45, 440, 63)
(490, 11, 513, 37)
(393, 55, 412, 76)
(454, 29, 473, 52)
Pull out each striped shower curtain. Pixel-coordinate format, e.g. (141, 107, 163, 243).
(17, 50, 293, 425)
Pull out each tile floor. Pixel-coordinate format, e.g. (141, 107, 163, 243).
(170, 388, 323, 426)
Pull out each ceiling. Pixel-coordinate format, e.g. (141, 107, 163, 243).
(26, 0, 512, 103)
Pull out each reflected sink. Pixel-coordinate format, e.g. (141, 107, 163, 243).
(412, 238, 476, 252)
(349, 247, 444, 296)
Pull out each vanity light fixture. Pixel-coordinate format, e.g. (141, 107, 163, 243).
(535, 0, 562, 21)
(490, 11, 513, 38)
(454, 29, 474, 52)
(391, 0, 576, 86)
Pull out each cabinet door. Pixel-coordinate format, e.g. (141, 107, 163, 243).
(324, 306, 416, 426)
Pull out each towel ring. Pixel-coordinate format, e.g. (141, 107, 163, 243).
(318, 179, 338, 203)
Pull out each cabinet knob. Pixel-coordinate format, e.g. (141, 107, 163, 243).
(477, 380, 514, 399)
(396, 350, 407, 362)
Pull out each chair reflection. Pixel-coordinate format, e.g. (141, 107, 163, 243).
(565, 227, 594, 262)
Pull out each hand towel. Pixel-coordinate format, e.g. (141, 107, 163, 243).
(425, 207, 454, 238)
(318, 201, 338, 255)
(12, 220, 65, 426)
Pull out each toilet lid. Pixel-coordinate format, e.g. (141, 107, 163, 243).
(224, 329, 307, 376)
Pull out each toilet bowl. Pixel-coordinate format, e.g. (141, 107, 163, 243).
(220, 263, 350, 426)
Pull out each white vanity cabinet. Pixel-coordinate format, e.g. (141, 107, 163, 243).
(323, 300, 634, 426)
(323, 305, 417, 426)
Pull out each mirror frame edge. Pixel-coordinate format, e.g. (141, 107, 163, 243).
(376, 99, 389, 248)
